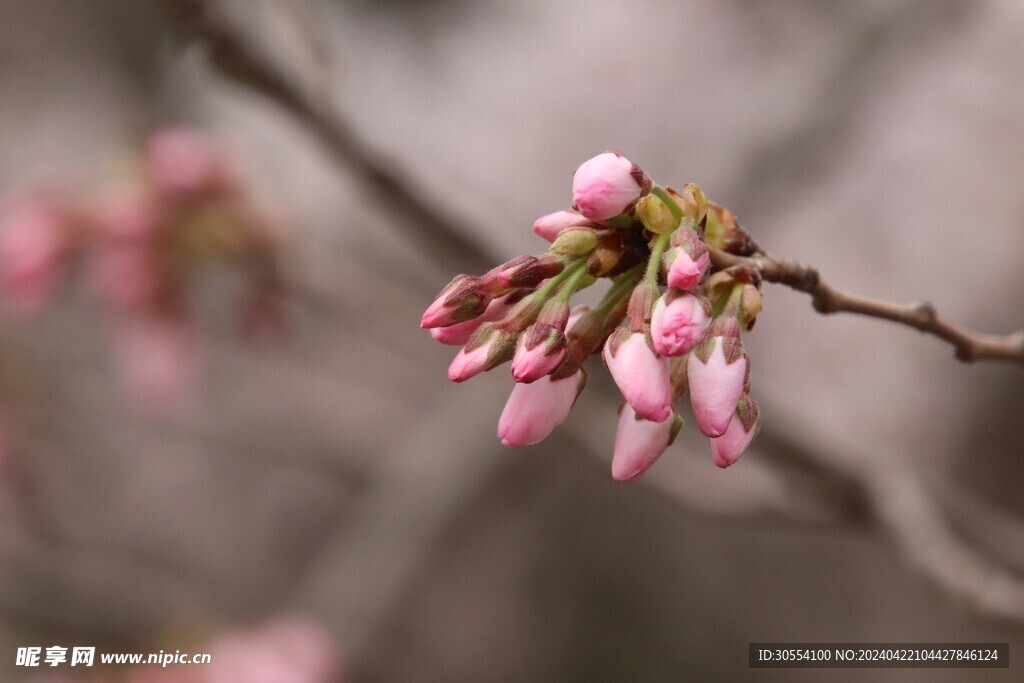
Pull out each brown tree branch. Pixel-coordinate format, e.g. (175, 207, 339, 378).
(710, 248, 1024, 365)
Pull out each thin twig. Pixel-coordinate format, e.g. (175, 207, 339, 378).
(710, 248, 1024, 365)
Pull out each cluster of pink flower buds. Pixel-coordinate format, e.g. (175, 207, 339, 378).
(422, 151, 764, 480)
(0, 127, 287, 409)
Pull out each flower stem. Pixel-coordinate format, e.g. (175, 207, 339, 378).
(505, 257, 587, 330)
(535, 258, 586, 300)
(643, 232, 672, 284)
(555, 260, 592, 302)
(596, 265, 643, 316)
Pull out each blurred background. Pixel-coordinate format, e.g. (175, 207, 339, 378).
(0, 0, 1022, 681)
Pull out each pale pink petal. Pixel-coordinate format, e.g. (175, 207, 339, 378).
(612, 404, 674, 481)
(651, 294, 711, 357)
(510, 322, 565, 383)
(447, 343, 490, 382)
(687, 343, 747, 437)
(532, 209, 594, 242)
(430, 295, 515, 346)
(0, 194, 68, 320)
(603, 333, 671, 422)
(202, 616, 342, 683)
(710, 399, 760, 468)
(511, 342, 565, 383)
(571, 152, 647, 221)
(146, 127, 231, 201)
(498, 370, 583, 447)
(666, 249, 709, 292)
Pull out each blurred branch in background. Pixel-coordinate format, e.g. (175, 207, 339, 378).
(156, 0, 1024, 623)
(156, 0, 496, 275)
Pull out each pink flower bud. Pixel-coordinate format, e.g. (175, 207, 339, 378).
(651, 292, 711, 357)
(572, 152, 650, 221)
(498, 369, 585, 447)
(602, 330, 672, 422)
(430, 293, 518, 346)
(496, 254, 564, 289)
(666, 228, 710, 292)
(666, 248, 710, 292)
(611, 404, 682, 481)
(421, 275, 488, 328)
(447, 325, 516, 382)
(145, 127, 232, 201)
(710, 397, 761, 468)
(687, 320, 747, 437)
(0, 193, 70, 320)
(532, 209, 594, 242)
(511, 323, 566, 383)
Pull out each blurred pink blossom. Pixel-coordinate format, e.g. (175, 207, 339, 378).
(0, 192, 70, 320)
(146, 127, 232, 202)
(114, 314, 202, 409)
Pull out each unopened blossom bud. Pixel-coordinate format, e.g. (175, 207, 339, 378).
(703, 270, 736, 306)
(496, 254, 564, 289)
(572, 151, 650, 221)
(550, 227, 599, 257)
(612, 404, 682, 481)
(0, 192, 70, 320)
(447, 324, 517, 382)
(665, 228, 710, 292)
(669, 183, 708, 227)
(430, 291, 524, 346)
(635, 193, 677, 235)
(586, 230, 641, 277)
(710, 397, 761, 468)
(602, 328, 672, 422)
(651, 291, 711, 357)
(511, 322, 567, 383)
(533, 209, 594, 242)
(740, 283, 763, 330)
(421, 274, 489, 328)
(704, 201, 758, 255)
(687, 317, 747, 437)
(498, 368, 586, 447)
